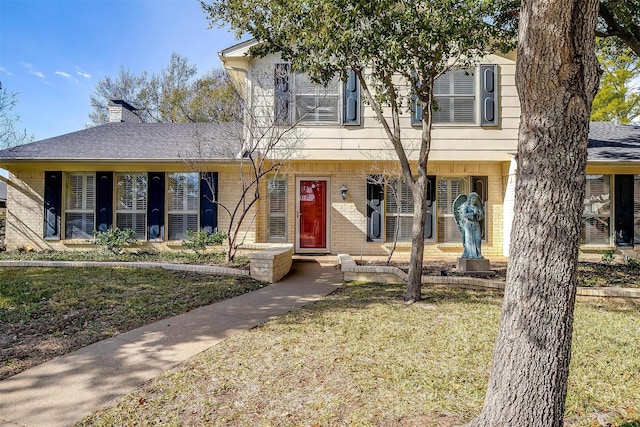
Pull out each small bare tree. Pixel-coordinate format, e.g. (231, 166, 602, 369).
(180, 66, 305, 261)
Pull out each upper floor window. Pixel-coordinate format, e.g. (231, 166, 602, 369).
(412, 64, 498, 127)
(293, 73, 339, 123)
(274, 64, 359, 126)
(433, 68, 475, 124)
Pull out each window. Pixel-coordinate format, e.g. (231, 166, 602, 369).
(274, 64, 343, 124)
(385, 179, 414, 242)
(433, 68, 475, 124)
(437, 177, 469, 243)
(116, 173, 147, 240)
(582, 175, 611, 245)
(65, 172, 95, 239)
(293, 73, 339, 123)
(168, 172, 199, 240)
(635, 175, 640, 244)
(267, 179, 287, 241)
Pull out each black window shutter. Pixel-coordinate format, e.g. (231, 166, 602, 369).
(471, 175, 488, 240)
(95, 172, 113, 233)
(366, 176, 384, 242)
(424, 176, 436, 240)
(200, 172, 218, 233)
(412, 94, 423, 126)
(43, 171, 62, 239)
(274, 63, 290, 125)
(343, 70, 360, 125)
(147, 172, 165, 240)
(480, 64, 498, 126)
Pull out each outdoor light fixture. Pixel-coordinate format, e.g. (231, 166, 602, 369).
(340, 185, 348, 200)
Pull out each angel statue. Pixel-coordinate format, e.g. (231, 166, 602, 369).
(453, 192, 484, 259)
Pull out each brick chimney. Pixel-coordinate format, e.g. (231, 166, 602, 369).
(108, 100, 140, 123)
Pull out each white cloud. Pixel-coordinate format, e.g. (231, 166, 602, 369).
(75, 66, 91, 79)
(0, 66, 12, 76)
(55, 71, 71, 78)
(21, 62, 46, 79)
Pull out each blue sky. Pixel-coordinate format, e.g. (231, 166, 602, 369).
(0, 0, 243, 141)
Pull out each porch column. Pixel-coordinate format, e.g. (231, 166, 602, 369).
(503, 154, 517, 256)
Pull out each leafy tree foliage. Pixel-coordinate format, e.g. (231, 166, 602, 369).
(597, 0, 640, 56)
(591, 39, 640, 123)
(0, 85, 34, 149)
(202, 0, 516, 302)
(89, 53, 238, 125)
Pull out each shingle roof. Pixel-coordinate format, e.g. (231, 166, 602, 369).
(588, 121, 640, 162)
(2, 120, 639, 164)
(0, 122, 242, 163)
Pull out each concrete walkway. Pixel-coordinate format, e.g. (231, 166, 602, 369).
(0, 257, 342, 427)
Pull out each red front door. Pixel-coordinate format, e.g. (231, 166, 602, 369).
(299, 180, 327, 249)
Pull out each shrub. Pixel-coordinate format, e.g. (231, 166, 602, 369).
(93, 228, 137, 254)
(600, 249, 615, 265)
(627, 257, 640, 268)
(182, 230, 227, 254)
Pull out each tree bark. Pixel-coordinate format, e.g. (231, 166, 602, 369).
(405, 174, 428, 303)
(469, 0, 600, 425)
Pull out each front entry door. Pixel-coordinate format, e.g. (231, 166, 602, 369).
(615, 174, 634, 246)
(297, 179, 328, 251)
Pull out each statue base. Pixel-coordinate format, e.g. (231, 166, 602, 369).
(456, 258, 493, 275)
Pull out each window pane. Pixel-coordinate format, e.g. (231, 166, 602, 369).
(268, 179, 287, 240)
(116, 173, 147, 240)
(168, 214, 198, 240)
(635, 175, 640, 243)
(65, 173, 95, 239)
(293, 73, 339, 123)
(167, 172, 199, 240)
(65, 213, 95, 239)
(433, 68, 475, 124)
(581, 175, 611, 245)
(384, 179, 413, 242)
(437, 177, 469, 243)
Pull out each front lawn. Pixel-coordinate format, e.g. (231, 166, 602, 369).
(0, 267, 264, 380)
(78, 283, 640, 427)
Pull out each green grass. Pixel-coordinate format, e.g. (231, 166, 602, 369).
(0, 267, 264, 379)
(77, 283, 640, 427)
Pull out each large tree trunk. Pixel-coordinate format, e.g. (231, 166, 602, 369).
(469, 0, 600, 425)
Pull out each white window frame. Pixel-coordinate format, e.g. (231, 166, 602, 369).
(582, 174, 611, 245)
(635, 175, 640, 245)
(64, 172, 95, 239)
(384, 178, 414, 243)
(167, 172, 199, 241)
(267, 178, 287, 241)
(292, 72, 340, 124)
(436, 176, 470, 243)
(433, 68, 476, 125)
(115, 172, 148, 240)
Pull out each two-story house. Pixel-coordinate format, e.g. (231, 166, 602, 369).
(1, 39, 639, 256)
